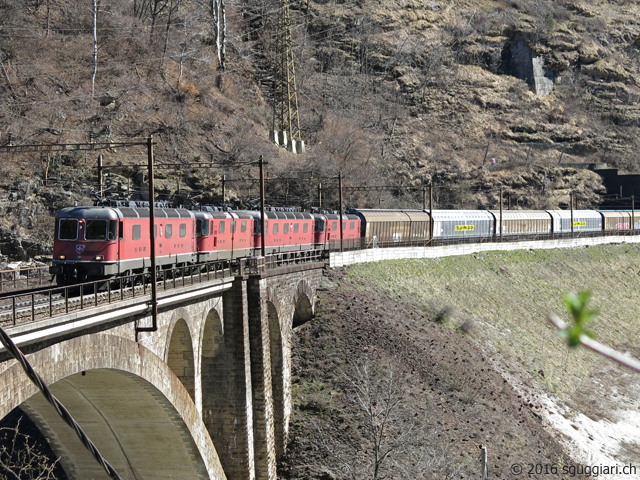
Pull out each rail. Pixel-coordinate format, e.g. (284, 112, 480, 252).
(1, 228, 637, 328)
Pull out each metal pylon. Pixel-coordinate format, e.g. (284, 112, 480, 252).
(274, 0, 301, 143)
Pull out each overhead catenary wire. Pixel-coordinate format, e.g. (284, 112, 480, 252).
(0, 325, 123, 479)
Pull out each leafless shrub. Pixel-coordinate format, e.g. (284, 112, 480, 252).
(428, 300, 453, 324)
(455, 314, 476, 334)
(314, 359, 461, 480)
(441, 367, 479, 405)
(0, 417, 61, 480)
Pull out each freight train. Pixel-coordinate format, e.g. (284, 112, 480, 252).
(49, 204, 638, 285)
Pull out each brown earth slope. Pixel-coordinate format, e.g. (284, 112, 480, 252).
(280, 268, 577, 480)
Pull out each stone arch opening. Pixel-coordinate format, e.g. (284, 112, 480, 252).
(201, 308, 230, 463)
(292, 292, 313, 328)
(267, 301, 285, 460)
(168, 318, 196, 400)
(0, 333, 225, 479)
(15, 369, 210, 479)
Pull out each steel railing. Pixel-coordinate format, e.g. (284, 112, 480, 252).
(0, 250, 327, 328)
(0, 266, 52, 292)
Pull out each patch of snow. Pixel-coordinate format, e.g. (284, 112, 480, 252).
(539, 390, 639, 471)
(488, 356, 640, 479)
(513, 376, 638, 478)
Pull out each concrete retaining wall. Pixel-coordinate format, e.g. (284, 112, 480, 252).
(330, 235, 640, 268)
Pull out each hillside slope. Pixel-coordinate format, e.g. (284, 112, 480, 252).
(281, 243, 640, 479)
(2, 1, 640, 257)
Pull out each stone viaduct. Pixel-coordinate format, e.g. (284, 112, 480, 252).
(0, 262, 323, 480)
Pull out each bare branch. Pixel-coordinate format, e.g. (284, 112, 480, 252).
(548, 313, 640, 373)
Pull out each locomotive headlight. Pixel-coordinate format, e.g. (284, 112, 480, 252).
(95, 255, 104, 261)
(58, 255, 66, 260)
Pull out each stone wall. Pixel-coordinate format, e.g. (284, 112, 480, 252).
(330, 235, 640, 268)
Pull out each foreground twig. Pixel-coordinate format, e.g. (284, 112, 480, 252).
(547, 313, 640, 373)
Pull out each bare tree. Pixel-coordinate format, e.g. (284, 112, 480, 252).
(315, 359, 461, 480)
(161, 0, 182, 66)
(193, 0, 226, 70)
(135, 0, 181, 41)
(0, 51, 16, 101)
(210, 0, 226, 70)
(0, 417, 61, 480)
(91, 0, 98, 101)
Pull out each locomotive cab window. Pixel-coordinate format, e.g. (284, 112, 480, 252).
(332, 221, 338, 230)
(107, 220, 117, 240)
(315, 219, 325, 232)
(85, 220, 108, 241)
(219, 221, 225, 233)
(58, 219, 78, 240)
(197, 219, 209, 236)
(350, 221, 355, 230)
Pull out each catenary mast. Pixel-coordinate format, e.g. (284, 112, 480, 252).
(273, 0, 304, 154)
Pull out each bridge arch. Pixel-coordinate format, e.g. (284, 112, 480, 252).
(265, 278, 315, 459)
(292, 280, 314, 328)
(166, 308, 196, 401)
(266, 299, 285, 460)
(200, 306, 230, 461)
(0, 333, 226, 479)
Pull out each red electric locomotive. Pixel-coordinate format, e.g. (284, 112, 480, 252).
(312, 212, 361, 249)
(50, 202, 363, 286)
(248, 210, 316, 255)
(194, 209, 254, 262)
(50, 204, 196, 285)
